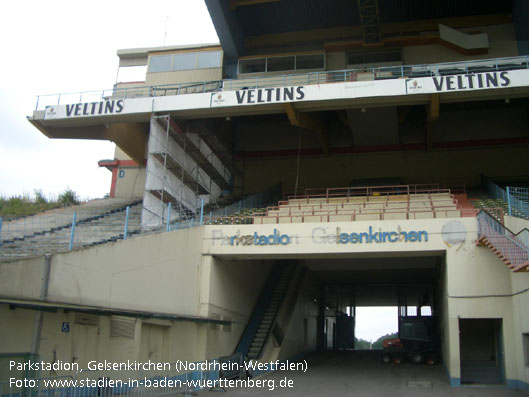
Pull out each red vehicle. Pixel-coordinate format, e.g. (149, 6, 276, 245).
(382, 317, 437, 364)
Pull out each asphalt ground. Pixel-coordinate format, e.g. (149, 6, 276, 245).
(197, 350, 526, 396)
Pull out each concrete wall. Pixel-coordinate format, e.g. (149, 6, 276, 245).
(0, 227, 208, 375)
(0, 256, 46, 300)
(201, 257, 274, 359)
(0, 305, 208, 375)
(324, 24, 518, 71)
(112, 147, 146, 199)
(443, 219, 528, 388)
(403, 24, 519, 64)
(275, 271, 320, 361)
(505, 215, 529, 390)
(115, 166, 146, 198)
(145, 68, 222, 87)
(505, 216, 529, 234)
(0, 228, 203, 315)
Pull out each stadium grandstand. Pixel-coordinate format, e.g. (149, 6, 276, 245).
(1, 0, 529, 394)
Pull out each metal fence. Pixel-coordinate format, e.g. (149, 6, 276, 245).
(0, 203, 142, 261)
(34, 56, 529, 111)
(483, 176, 529, 220)
(506, 186, 529, 219)
(477, 210, 529, 270)
(167, 184, 281, 231)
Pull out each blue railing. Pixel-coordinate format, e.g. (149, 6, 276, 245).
(506, 186, 529, 219)
(34, 55, 529, 111)
(483, 176, 529, 220)
(167, 183, 281, 231)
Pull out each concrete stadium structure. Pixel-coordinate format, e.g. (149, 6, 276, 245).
(2, 0, 529, 394)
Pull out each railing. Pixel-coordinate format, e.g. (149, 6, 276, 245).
(301, 184, 450, 200)
(167, 184, 281, 231)
(34, 56, 529, 111)
(0, 202, 142, 261)
(506, 186, 529, 219)
(477, 210, 529, 270)
(483, 176, 529, 220)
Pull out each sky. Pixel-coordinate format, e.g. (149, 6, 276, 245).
(0, 0, 219, 201)
(355, 307, 398, 342)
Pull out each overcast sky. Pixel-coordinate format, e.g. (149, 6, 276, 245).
(0, 0, 219, 200)
(355, 307, 398, 342)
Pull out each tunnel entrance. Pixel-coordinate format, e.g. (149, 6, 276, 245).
(307, 254, 443, 365)
(214, 253, 447, 384)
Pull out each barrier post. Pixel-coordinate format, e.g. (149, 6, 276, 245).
(167, 203, 172, 232)
(0, 217, 2, 248)
(124, 206, 130, 240)
(507, 186, 512, 216)
(200, 198, 204, 225)
(69, 212, 77, 251)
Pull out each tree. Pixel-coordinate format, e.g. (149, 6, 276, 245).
(34, 189, 47, 204)
(372, 332, 398, 350)
(58, 188, 79, 206)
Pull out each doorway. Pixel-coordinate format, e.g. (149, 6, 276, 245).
(459, 319, 505, 384)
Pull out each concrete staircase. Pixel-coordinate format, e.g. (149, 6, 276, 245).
(0, 198, 143, 261)
(476, 211, 529, 272)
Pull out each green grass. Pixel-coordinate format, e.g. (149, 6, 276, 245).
(0, 189, 80, 219)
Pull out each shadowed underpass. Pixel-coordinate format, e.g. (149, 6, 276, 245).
(198, 351, 526, 396)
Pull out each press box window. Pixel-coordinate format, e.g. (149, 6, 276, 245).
(149, 50, 222, 73)
(297, 54, 325, 70)
(267, 56, 295, 72)
(172, 53, 196, 71)
(149, 55, 172, 73)
(238, 53, 325, 74)
(197, 51, 222, 69)
(239, 58, 266, 74)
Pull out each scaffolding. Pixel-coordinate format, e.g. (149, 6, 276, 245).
(142, 114, 233, 229)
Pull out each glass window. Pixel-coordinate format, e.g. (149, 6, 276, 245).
(172, 53, 196, 71)
(239, 58, 266, 74)
(149, 55, 172, 73)
(296, 54, 325, 70)
(197, 51, 222, 69)
(267, 56, 295, 72)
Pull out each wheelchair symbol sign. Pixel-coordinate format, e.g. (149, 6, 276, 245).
(62, 322, 70, 333)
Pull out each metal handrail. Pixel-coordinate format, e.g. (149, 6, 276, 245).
(34, 55, 529, 110)
(477, 210, 529, 268)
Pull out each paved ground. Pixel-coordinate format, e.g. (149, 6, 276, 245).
(198, 351, 526, 396)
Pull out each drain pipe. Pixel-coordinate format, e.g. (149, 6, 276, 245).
(30, 254, 52, 355)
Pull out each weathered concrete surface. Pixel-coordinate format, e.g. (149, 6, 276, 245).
(198, 351, 526, 396)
